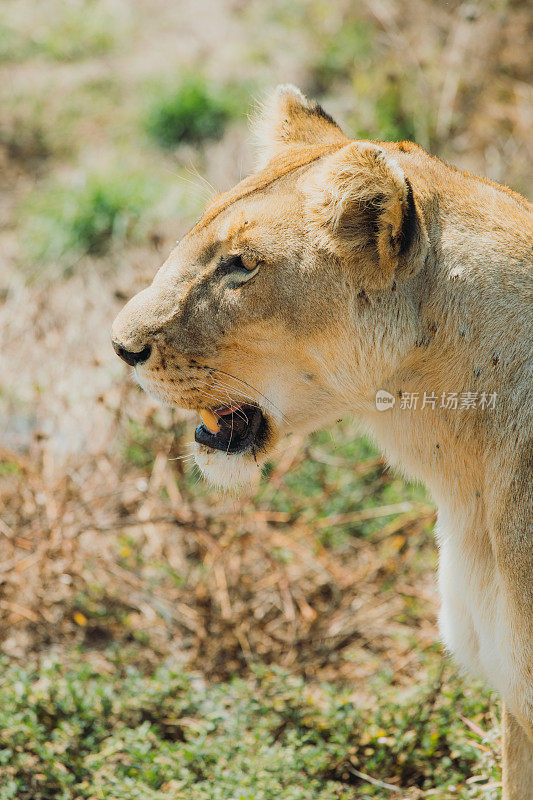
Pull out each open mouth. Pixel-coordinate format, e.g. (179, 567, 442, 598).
(195, 404, 267, 454)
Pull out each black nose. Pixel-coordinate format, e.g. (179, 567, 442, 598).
(112, 341, 151, 366)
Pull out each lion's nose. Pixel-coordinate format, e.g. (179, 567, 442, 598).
(112, 341, 152, 366)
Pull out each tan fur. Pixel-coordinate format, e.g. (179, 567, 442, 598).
(112, 86, 533, 792)
(503, 705, 533, 799)
(252, 84, 347, 169)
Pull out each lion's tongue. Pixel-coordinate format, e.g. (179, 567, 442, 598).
(215, 404, 242, 416)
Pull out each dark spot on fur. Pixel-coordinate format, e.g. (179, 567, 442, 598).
(398, 178, 417, 256)
(198, 242, 219, 266)
(492, 354, 500, 366)
(475, 491, 481, 498)
(429, 323, 437, 334)
(308, 100, 342, 130)
(460, 330, 466, 337)
(435, 443, 440, 449)
(358, 289, 369, 303)
(473, 369, 481, 378)
(391, 281, 396, 291)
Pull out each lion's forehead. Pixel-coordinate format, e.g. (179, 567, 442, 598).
(169, 191, 305, 275)
(185, 143, 344, 239)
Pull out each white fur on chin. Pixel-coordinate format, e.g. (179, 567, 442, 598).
(193, 444, 262, 492)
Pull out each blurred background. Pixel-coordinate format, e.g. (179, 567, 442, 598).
(0, 1, 531, 797)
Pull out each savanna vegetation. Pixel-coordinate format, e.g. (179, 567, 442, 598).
(1, 1, 531, 797)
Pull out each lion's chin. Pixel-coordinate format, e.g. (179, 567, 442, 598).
(193, 444, 263, 492)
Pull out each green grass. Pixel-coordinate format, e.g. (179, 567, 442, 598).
(304, 6, 431, 145)
(144, 76, 244, 148)
(308, 19, 374, 94)
(0, 23, 33, 62)
(0, 657, 499, 800)
(0, 1, 123, 63)
(31, 5, 120, 62)
(257, 422, 429, 538)
(122, 419, 158, 470)
(21, 171, 160, 275)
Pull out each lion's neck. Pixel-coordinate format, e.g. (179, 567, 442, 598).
(359, 194, 531, 505)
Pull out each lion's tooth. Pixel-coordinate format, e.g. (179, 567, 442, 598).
(199, 408, 220, 434)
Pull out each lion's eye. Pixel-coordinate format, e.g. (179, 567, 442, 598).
(240, 253, 258, 271)
(218, 254, 260, 284)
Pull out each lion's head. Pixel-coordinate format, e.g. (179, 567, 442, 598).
(112, 86, 428, 489)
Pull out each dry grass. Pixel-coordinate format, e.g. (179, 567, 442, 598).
(0, 399, 437, 688)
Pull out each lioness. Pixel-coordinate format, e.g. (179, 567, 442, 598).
(112, 86, 533, 797)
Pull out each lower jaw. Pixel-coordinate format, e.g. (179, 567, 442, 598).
(193, 412, 277, 491)
(193, 444, 264, 491)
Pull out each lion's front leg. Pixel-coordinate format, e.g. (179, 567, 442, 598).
(440, 551, 533, 798)
(503, 705, 533, 800)
(438, 470, 533, 797)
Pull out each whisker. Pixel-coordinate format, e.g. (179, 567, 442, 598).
(176, 365, 255, 412)
(214, 381, 251, 425)
(226, 408, 234, 455)
(191, 378, 250, 424)
(185, 160, 218, 195)
(188, 383, 232, 410)
(213, 369, 289, 423)
(206, 374, 262, 413)
(166, 362, 288, 425)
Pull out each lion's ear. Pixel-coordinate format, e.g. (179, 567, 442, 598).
(306, 142, 429, 290)
(252, 84, 347, 169)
